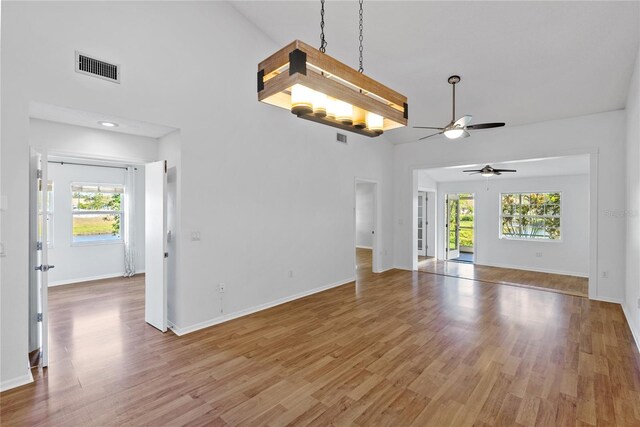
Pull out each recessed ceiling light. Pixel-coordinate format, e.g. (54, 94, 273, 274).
(98, 121, 118, 127)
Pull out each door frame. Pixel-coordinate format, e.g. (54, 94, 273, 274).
(28, 148, 155, 368)
(443, 192, 476, 263)
(417, 191, 427, 257)
(445, 193, 460, 260)
(354, 178, 380, 273)
(458, 192, 476, 263)
(29, 146, 50, 367)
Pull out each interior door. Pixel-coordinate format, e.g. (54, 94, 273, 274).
(417, 192, 426, 256)
(145, 160, 168, 332)
(29, 148, 52, 367)
(446, 194, 460, 260)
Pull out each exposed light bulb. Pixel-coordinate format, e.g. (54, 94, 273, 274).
(481, 172, 494, 177)
(290, 84, 314, 116)
(366, 112, 384, 134)
(444, 128, 464, 139)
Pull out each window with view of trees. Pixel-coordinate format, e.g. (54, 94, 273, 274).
(500, 192, 561, 240)
(71, 184, 123, 244)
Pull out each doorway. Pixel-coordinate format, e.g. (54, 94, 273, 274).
(445, 193, 475, 263)
(355, 180, 377, 277)
(28, 149, 170, 371)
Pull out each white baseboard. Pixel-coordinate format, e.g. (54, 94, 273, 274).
(48, 270, 145, 287)
(1, 368, 33, 392)
(376, 266, 396, 273)
(356, 245, 373, 250)
(170, 277, 355, 336)
(478, 261, 588, 278)
(621, 303, 640, 352)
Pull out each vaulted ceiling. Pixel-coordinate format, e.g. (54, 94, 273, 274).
(233, 1, 640, 144)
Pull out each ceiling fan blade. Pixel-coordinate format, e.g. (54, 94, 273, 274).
(419, 132, 443, 141)
(466, 122, 505, 130)
(413, 126, 445, 130)
(494, 172, 502, 175)
(461, 130, 470, 138)
(462, 169, 482, 173)
(454, 115, 472, 127)
(492, 169, 517, 173)
(468, 172, 483, 175)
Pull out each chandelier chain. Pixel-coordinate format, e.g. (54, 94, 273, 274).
(358, 0, 364, 72)
(320, 0, 327, 53)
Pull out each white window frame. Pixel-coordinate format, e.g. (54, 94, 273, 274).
(71, 182, 124, 246)
(499, 191, 562, 242)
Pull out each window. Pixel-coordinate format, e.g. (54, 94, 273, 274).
(71, 183, 123, 244)
(500, 192, 561, 240)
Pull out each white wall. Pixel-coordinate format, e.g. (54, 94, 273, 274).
(1, 1, 396, 388)
(355, 183, 374, 248)
(47, 162, 146, 285)
(625, 46, 640, 346)
(394, 110, 627, 302)
(436, 175, 589, 276)
(30, 119, 159, 164)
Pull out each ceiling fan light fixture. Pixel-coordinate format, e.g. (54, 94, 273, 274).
(444, 128, 465, 139)
(481, 171, 494, 177)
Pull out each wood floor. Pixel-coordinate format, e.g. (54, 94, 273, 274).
(419, 256, 589, 298)
(2, 260, 639, 426)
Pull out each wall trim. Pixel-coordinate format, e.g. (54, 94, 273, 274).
(48, 270, 145, 287)
(170, 277, 355, 336)
(477, 261, 588, 278)
(0, 367, 33, 392)
(622, 303, 640, 353)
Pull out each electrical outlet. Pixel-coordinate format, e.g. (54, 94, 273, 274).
(288, 270, 294, 278)
(601, 271, 608, 279)
(535, 252, 543, 258)
(218, 283, 226, 293)
(191, 232, 201, 241)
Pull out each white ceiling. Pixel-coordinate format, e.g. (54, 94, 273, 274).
(421, 154, 590, 183)
(232, 1, 640, 144)
(30, 102, 177, 139)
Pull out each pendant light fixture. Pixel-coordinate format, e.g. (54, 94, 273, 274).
(257, 0, 408, 137)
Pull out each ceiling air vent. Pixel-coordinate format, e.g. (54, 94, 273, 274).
(75, 51, 120, 83)
(336, 133, 348, 144)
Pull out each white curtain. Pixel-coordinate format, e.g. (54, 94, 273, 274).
(123, 167, 136, 277)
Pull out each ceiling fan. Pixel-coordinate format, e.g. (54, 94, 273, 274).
(463, 165, 516, 177)
(414, 75, 505, 141)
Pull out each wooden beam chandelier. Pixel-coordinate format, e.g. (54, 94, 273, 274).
(257, 1, 407, 137)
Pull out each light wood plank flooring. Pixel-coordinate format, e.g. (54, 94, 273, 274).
(1, 264, 638, 426)
(419, 256, 589, 298)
